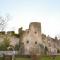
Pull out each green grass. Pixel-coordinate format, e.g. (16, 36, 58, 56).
(15, 58, 31, 60)
(15, 56, 60, 60)
(0, 55, 60, 60)
(0, 57, 3, 60)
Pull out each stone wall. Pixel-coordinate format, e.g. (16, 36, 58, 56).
(22, 22, 42, 55)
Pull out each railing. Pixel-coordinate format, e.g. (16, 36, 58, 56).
(0, 51, 18, 57)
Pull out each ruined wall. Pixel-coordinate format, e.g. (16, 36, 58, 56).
(22, 22, 42, 55)
(0, 22, 59, 55)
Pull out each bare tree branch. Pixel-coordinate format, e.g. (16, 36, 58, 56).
(0, 15, 10, 31)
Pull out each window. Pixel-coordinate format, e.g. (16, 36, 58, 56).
(35, 41, 37, 44)
(26, 41, 29, 44)
(35, 31, 37, 34)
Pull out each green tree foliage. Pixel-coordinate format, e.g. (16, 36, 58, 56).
(0, 43, 7, 51)
(0, 37, 10, 51)
(3, 37, 10, 47)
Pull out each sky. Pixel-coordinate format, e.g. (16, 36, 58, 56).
(0, 0, 60, 38)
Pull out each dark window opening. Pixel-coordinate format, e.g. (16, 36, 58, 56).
(27, 41, 29, 44)
(35, 41, 37, 44)
(35, 31, 37, 34)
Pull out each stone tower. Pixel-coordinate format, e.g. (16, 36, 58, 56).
(22, 22, 42, 55)
(29, 22, 41, 33)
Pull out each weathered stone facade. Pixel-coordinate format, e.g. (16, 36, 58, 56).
(0, 22, 60, 55)
(22, 22, 42, 55)
(20, 22, 58, 55)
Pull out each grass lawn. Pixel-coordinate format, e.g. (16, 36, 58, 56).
(15, 58, 31, 60)
(15, 55, 60, 60)
(0, 57, 3, 60)
(0, 55, 60, 60)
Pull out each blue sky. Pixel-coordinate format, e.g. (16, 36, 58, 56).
(0, 0, 60, 38)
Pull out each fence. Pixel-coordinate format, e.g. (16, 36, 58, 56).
(0, 51, 18, 57)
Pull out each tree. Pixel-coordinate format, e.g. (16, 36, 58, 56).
(3, 37, 10, 48)
(0, 43, 7, 51)
(0, 14, 10, 31)
(0, 37, 10, 51)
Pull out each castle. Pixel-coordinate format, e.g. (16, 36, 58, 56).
(0, 22, 60, 55)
